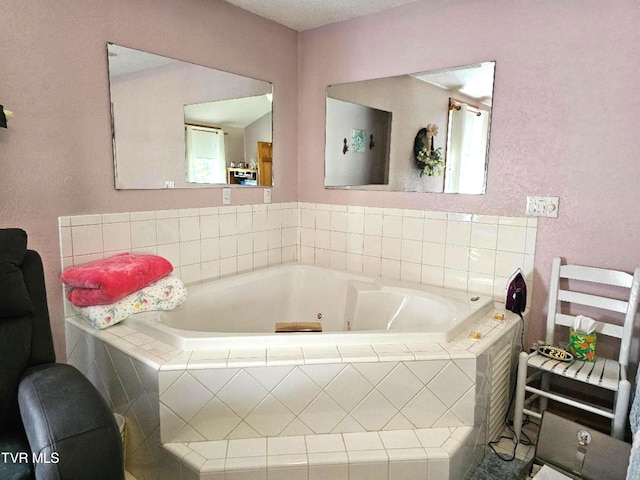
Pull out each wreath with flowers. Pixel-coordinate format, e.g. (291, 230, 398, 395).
(414, 124, 444, 177)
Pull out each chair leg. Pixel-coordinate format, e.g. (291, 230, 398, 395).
(612, 379, 631, 440)
(539, 372, 550, 413)
(513, 351, 529, 443)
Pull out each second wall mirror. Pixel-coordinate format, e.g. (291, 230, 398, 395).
(107, 43, 273, 189)
(325, 61, 495, 194)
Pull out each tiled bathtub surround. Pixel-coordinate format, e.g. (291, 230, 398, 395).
(299, 203, 537, 303)
(66, 307, 520, 480)
(59, 203, 537, 307)
(58, 202, 299, 292)
(60, 202, 532, 479)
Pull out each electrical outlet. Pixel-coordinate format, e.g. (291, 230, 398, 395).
(222, 188, 231, 205)
(526, 196, 559, 217)
(263, 188, 272, 204)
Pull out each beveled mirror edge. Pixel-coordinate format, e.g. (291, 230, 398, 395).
(324, 60, 496, 194)
(107, 42, 274, 190)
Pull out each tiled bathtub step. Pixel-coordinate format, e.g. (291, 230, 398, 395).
(161, 427, 476, 480)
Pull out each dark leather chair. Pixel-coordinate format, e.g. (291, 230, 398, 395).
(0, 229, 124, 479)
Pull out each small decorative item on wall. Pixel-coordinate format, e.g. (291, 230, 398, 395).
(414, 123, 444, 177)
(369, 134, 375, 150)
(0, 105, 12, 129)
(342, 138, 349, 154)
(351, 129, 366, 153)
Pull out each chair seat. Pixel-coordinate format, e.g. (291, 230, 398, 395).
(528, 352, 621, 391)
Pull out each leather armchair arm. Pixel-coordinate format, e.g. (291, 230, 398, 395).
(18, 363, 124, 480)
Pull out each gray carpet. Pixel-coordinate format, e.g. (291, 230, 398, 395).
(470, 452, 528, 480)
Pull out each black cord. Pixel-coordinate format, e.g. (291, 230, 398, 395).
(488, 312, 538, 462)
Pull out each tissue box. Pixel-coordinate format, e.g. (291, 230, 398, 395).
(569, 329, 597, 362)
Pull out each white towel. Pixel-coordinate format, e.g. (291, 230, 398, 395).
(74, 275, 187, 329)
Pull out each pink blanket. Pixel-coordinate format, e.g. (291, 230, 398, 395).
(61, 253, 173, 307)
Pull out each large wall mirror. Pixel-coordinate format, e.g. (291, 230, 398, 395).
(325, 61, 495, 194)
(107, 43, 273, 189)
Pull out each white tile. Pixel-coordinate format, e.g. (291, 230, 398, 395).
(268, 210, 283, 230)
(525, 227, 538, 255)
(190, 399, 242, 440)
(219, 214, 237, 236)
(380, 258, 400, 280)
(400, 262, 421, 283)
(299, 363, 345, 388)
(347, 212, 365, 234)
(401, 216, 424, 241)
(161, 373, 212, 423)
(237, 211, 253, 233)
(379, 430, 421, 449)
(343, 432, 384, 451)
(496, 225, 527, 253)
(271, 368, 322, 415)
(444, 245, 469, 271)
(309, 464, 348, 480)
(268, 229, 282, 249)
(220, 236, 237, 258)
(325, 365, 374, 411)
(382, 215, 402, 238)
(402, 389, 447, 428)
(315, 210, 331, 230)
(389, 460, 428, 480)
(305, 434, 345, 453)
(346, 233, 364, 255)
(469, 248, 496, 274)
(157, 243, 180, 268)
(267, 436, 306, 455)
(244, 395, 296, 437)
(217, 370, 269, 418)
(470, 223, 498, 250)
(300, 208, 315, 229)
(315, 230, 330, 249)
(494, 251, 525, 277)
(423, 219, 446, 244)
(331, 211, 348, 232)
(180, 216, 200, 242)
(238, 233, 254, 255)
(401, 239, 422, 263)
(428, 362, 474, 407)
(201, 215, 220, 239)
(348, 456, 388, 480)
(381, 237, 401, 260)
(201, 238, 220, 262)
(71, 225, 104, 256)
(377, 364, 424, 409)
(362, 256, 381, 277)
(422, 242, 445, 267)
(298, 392, 348, 434)
(228, 438, 267, 457)
(350, 390, 397, 430)
(70, 214, 102, 226)
(446, 221, 471, 246)
(364, 214, 383, 236)
(346, 254, 364, 274)
(180, 240, 201, 266)
(131, 220, 157, 248)
(443, 268, 468, 291)
(498, 216, 528, 226)
(190, 368, 239, 394)
(300, 228, 315, 247)
(102, 222, 131, 252)
(254, 231, 270, 251)
(254, 250, 269, 269)
(468, 273, 494, 296)
(189, 440, 228, 460)
(415, 428, 451, 448)
(330, 231, 347, 252)
(246, 366, 294, 391)
(363, 235, 382, 257)
(202, 260, 220, 281)
(157, 218, 180, 244)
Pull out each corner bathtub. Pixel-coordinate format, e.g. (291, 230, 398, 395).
(125, 264, 493, 350)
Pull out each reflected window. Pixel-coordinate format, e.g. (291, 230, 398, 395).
(185, 125, 226, 184)
(444, 99, 490, 194)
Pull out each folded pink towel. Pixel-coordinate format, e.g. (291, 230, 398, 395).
(61, 253, 173, 307)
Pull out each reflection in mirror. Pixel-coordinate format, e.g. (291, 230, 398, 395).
(324, 61, 495, 194)
(107, 43, 273, 189)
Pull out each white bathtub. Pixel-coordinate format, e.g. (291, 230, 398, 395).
(125, 264, 493, 350)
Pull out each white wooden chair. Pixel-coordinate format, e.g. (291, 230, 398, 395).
(513, 257, 640, 441)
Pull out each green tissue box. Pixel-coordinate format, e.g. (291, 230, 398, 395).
(569, 329, 596, 362)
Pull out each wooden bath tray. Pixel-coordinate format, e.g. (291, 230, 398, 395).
(275, 322, 322, 333)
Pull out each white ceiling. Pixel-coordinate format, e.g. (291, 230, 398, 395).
(224, 0, 423, 31)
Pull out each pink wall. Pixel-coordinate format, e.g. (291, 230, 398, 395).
(3, 0, 640, 358)
(298, 0, 640, 345)
(0, 0, 298, 357)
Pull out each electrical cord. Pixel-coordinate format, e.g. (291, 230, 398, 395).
(487, 312, 539, 462)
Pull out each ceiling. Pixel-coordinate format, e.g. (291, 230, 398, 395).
(224, 0, 423, 31)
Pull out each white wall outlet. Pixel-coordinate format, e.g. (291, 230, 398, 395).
(263, 188, 272, 204)
(526, 196, 559, 217)
(222, 188, 231, 205)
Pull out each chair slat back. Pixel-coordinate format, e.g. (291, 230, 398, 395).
(546, 257, 640, 367)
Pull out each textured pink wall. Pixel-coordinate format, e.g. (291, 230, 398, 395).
(298, 0, 640, 345)
(0, 0, 298, 357)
